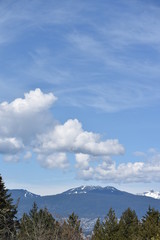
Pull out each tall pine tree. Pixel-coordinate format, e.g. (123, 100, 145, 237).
(61, 212, 83, 240)
(140, 206, 160, 240)
(91, 218, 104, 240)
(0, 175, 18, 240)
(103, 208, 119, 240)
(118, 208, 139, 240)
(17, 202, 60, 240)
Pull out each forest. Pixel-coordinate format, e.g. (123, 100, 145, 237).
(1, 174, 160, 240)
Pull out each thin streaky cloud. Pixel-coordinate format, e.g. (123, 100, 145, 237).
(56, 80, 160, 112)
(69, 32, 160, 76)
(1, 1, 160, 113)
(0, 0, 86, 46)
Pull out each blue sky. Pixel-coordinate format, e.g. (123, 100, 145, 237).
(1, 0, 160, 195)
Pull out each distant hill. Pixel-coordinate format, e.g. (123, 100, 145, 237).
(9, 186, 160, 233)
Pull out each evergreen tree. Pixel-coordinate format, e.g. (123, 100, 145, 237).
(118, 208, 139, 240)
(0, 175, 18, 240)
(67, 212, 81, 232)
(17, 203, 59, 240)
(103, 208, 119, 240)
(61, 212, 83, 240)
(140, 207, 160, 240)
(91, 218, 103, 240)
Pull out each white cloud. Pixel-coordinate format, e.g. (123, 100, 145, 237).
(75, 153, 90, 170)
(0, 137, 24, 154)
(0, 89, 124, 170)
(4, 154, 20, 162)
(0, 88, 56, 142)
(78, 167, 94, 180)
(35, 119, 124, 156)
(1, 0, 160, 114)
(1, 88, 160, 184)
(0, 88, 56, 155)
(37, 152, 68, 169)
(0, 88, 56, 114)
(24, 151, 32, 160)
(77, 150, 160, 183)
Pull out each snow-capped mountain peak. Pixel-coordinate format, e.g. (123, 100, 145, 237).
(24, 190, 36, 198)
(138, 190, 160, 199)
(9, 189, 41, 199)
(62, 185, 118, 195)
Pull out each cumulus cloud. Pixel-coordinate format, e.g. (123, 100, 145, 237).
(75, 154, 90, 170)
(1, 88, 56, 114)
(0, 138, 24, 154)
(35, 119, 124, 156)
(77, 149, 160, 183)
(24, 151, 32, 160)
(0, 88, 125, 171)
(78, 167, 94, 180)
(0, 88, 56, 149)
(0, 88, 56, 159)
(34, 118, 124, 169)
(37, 153, 68, 169)
(1, 88, 160, 183)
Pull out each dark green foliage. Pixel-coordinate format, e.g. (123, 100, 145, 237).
(61, 212, 83, 240)
(103, 208, 119, 240)
(139, 206, 160, 240)
(17, 202, 59, 240)
(92, 209, 119, 240)
(92, 218, 104, 240)
(0, 175, 18, 240)
(91, 207, 160, 240)
(18, 206, 83, 240)
(118, 208, 139, 240)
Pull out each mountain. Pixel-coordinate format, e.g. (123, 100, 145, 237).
(8, 189, 41, 217)
(62, 185, 118, 195)
(9, 189, 40, 199)
(9, 186, 160, 233)
(138, 190, 160, 199)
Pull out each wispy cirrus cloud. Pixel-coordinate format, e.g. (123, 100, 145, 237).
(56, 80, 160, 112)
(0, 0, 85, 46)
(68, 30, 160, 76)
(1, 0, 160, 114)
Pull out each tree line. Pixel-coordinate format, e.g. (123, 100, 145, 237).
(1, 174, 160, 240)
(92, 207, 160, 240)
(0, 175, 83, 240)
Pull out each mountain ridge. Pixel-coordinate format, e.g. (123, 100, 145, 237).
(9, 185, 160, 218)
(9, 186, 160, 233)
(9, 186, 160, 200)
